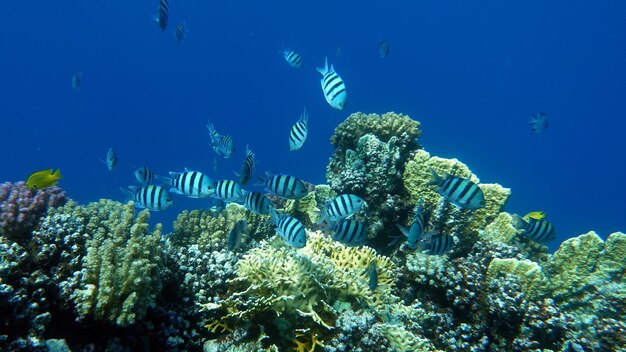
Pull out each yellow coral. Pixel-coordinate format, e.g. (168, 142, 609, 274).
(403, 149, 510, 238)
(171, 203, 271, 249)
(486, 258, 550, 300)
(545, 231, 626, 298)
(479, 212, 519, 244)
(202, 231, 401, 337)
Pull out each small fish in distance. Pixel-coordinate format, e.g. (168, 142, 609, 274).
(529, 112, 549, 133)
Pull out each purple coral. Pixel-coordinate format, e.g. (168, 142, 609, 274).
(0, 181, 68, 242)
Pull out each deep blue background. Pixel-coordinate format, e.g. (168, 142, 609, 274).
(2, 1, 625, 249)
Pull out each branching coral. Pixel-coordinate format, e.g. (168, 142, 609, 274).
(67, 200, 164, 327)
(201, 231, 402, 349)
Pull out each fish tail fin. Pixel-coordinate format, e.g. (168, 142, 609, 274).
(316, 57, 329, 75)
(268, 207, 280, 226)
(53, 169, 63, 179)
(120, 186, 136, 202)
(425, 168, 442, 187)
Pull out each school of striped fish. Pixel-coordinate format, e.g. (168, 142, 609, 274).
(80, 0, 556, 254)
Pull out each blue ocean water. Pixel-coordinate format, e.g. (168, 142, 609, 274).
(1, 1, 624, 250)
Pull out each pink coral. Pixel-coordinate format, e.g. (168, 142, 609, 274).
(0, 181, 68, 241)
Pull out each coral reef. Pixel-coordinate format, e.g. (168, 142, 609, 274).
(327, 112, 422, 241)
(1, 111, 624, 351)
(0, 181, 68, 242)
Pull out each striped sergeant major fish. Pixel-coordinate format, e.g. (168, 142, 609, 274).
(512, 214, 556, 243)
(427, 169, 485, 210)
(280, 48, 303, 68)
(161, 170, 214, 198)
(395, 197, 428, 249)
(257, 172, 308, 199)
(236, 146, 255, 186)
(207, 121, 235, 158)
(319, 194, 366, 225)
(316, 57, 347, 110)
(122, 185, 173, 211)
(241, 190, 273, 215)
(100, 147, 117, 171)
(155, 0, 169, 31)
(134, 166, 155, 186)
(227, 219, 247, 251)
(175, 21, 188, 43)
(269, 208, 307, 248)
(331, 219, 368, 247)
(289, 107, 308, 151)
(421, 233, 453, 255)
(212, 180, 244, 202)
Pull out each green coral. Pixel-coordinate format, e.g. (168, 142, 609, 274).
(67, 200, 164, 327)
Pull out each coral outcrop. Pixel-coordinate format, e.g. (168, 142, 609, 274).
(327, 112, 422, 240)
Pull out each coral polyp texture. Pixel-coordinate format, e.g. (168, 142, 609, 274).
(1, 111, 625, 351)
(0, 181, 68, 242)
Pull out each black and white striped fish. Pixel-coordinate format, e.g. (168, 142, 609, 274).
(395, 197, 427, 249)
(236, 146, 255, 186)
(207, 122, 235, 158)
(270, 208, 307, 248)
(162, 170, 214, 198)
(280, 48, 303, 68)
(227, 219, 247, 251)
(319, 194, 366, 225)
(316, 57, 347, 110)
(512, 215, 556, 243)
(212, 180, 244, 202)
(175, 21, 188, 43)
(289, 107, 308, 151)
(123, 185, 173, 211)
(134, 166, 155, 186)
(241, 190, 273, 215)
(332, 219, 367, 247)
(155, 0, 169, 31)
(427, 169, 485, 210)
(257, 172, 308, 199)
(422, 233, 453, 255)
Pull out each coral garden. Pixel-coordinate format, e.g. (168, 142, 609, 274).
(1, 112, 625, 351)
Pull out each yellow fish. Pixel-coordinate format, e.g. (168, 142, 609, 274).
(25, 169, 63, 190)
(523, 211, 546, 221)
